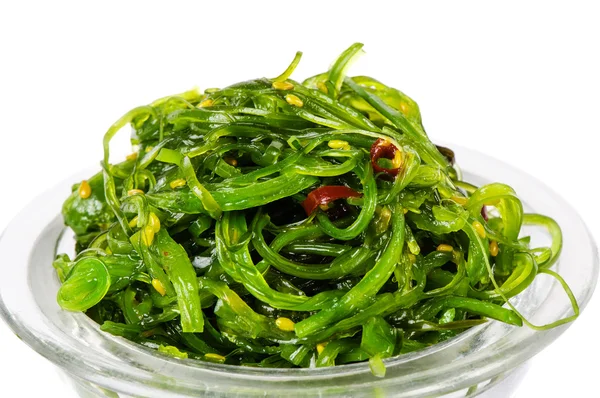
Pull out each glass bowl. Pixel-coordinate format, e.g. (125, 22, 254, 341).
(0, 143, 597, 398)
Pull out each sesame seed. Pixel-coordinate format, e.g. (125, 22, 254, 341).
(141, 225, 155, 246)
(149, 213, 161, 233)
(152, 279, 166, 296)
(204, 353, 226, 362)
(128, 216, 139, 228)
(285, 94, 303, 107)
(275, 317, 295, 332)
(128, 189, 144, 196)
(472, 221, 486, 239)
(316, 343, 327, 355)
(451, 196, 468, 206)
(489, 240, 499, 257)
(399, 102, 409, 115)
(436, 244, 454, 253)
(199, 99, 214, 108)
(78, 180, 92, 199)
(328, 140, 350, 150)
(170, 178, 187, 189)
(223, 156, 238, 166)
(392, 149, 403, 169)
(317, 82, 328, 94)
(272, 81, 294, 90)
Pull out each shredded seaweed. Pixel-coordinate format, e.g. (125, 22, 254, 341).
(55, 43, 577, 373)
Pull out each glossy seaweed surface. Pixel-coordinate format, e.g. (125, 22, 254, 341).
(54, 43, 577, 376)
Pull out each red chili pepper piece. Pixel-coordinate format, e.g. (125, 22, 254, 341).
(302, 186, 362, 216)
(481, 206, 489, 221)
(370, 138, 401, 176)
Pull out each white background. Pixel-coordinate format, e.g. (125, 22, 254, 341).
(1, 1, 598, 396)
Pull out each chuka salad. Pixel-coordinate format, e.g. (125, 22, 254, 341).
(54, 43, 578, 376)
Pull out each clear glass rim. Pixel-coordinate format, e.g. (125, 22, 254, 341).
(0, 143, 598, 397)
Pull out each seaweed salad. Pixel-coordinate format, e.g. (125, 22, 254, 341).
(54, 43, 577, 376)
